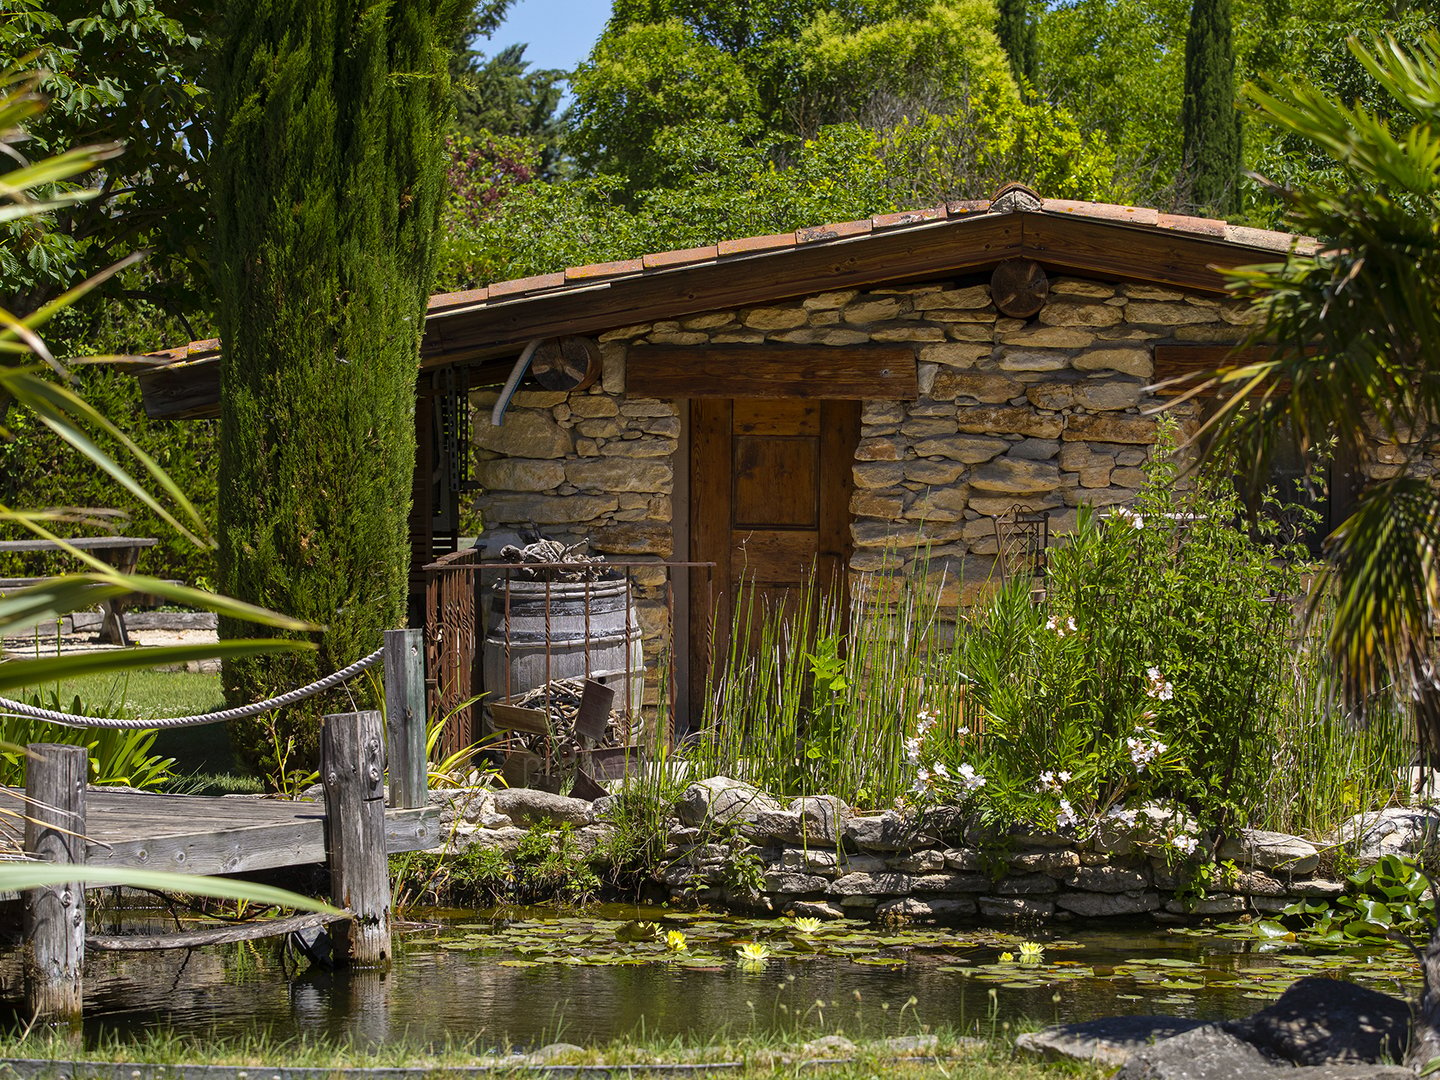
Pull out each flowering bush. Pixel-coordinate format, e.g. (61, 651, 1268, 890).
(902, 417, 1349, 839)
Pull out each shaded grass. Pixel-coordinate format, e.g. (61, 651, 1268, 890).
(13, 668, 261, 792)
(0, 1027, 1107, 1079)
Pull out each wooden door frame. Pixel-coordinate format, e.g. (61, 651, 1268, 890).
(686, 398, 861, 723)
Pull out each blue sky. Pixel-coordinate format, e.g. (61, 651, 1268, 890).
(488, 0, 614, 75)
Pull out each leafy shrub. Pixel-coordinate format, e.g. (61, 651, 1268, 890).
(911, 420, 1409, 837)
(1, 690, 177, 790)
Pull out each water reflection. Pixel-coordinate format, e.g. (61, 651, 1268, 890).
(0, 908, 1419, 1051)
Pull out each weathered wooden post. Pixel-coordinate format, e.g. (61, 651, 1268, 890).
(321, 710, 391, 968)
(383, 627, 427, 809)
(23, 742, 88, 1022)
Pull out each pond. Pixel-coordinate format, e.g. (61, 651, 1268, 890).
(2, 906, 1420, 1051)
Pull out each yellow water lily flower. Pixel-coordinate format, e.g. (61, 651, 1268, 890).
(665, 930, 688, 951)
(735, 942, 772, 963)
(1019, 941, 1044, 964)
(789, 917, 823, 935)
(998, 951, 1015, 962)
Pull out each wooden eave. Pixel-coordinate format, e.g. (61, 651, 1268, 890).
(136, 209, 1295, 421)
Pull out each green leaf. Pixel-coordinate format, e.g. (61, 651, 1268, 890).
(0, 863, 342, 915)
(0, 640, 313, 693)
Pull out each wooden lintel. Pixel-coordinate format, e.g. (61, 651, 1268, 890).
(628, 345, 918, 400)
(1152, 344, 1282, 397)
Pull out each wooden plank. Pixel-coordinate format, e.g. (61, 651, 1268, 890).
(419, 215, 1021, 367)
(24, 743, 88, 1021)
(818, 400, 861, 586)
(0, 537, 157, 554)
(139, 211, 1298, 420)
(733, 436, 818, 528)
(322, 710, 392, 967)
(87, 912, 342, 952)
(489, 702, 549, 734)
(1152, 344, 1287, 397)
(85, 819, 326, 876)
(732, 530, 820, 585)
(77, 804, 436, 876)
(1020, 215, 1251, 294)
(628, 345, 918, 400)
(383, 628, 428, 810)
(732, 399, 820, 436)
(689, 399, 733, 720)
(133, 359, 222, 420)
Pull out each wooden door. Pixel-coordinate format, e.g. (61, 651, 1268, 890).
(689, 398, 861, 719)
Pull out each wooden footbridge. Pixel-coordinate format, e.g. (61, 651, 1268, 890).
(3, 630, 441, 1022)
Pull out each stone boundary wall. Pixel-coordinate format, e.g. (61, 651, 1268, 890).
(469, 274, 1249, 614)
(432, 779, 1440, 925)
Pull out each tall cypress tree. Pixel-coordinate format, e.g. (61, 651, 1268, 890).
(1180, 0, 1241, 214)
(995, 0, 1036, 86)
(211, 1, 460, 769)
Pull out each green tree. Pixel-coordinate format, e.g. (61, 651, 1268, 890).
(450, 43, 566, 175)
(1200, 37, 1440, 1057)
(995, 0, 1037, 83)
(569, 0, 1019, 192)
(211, 0, 462, 769)
(0, 74, 333, 918)
(0, 0, 214, 316)
(1179, 0, 1241, 213)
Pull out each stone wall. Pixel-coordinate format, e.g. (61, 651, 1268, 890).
(469, 271, 1440, 650)
(432, 778, 1440, 925)
(470, 273, 1247, 611)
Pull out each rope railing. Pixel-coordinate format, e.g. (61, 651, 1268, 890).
(0, 648, 385, 730)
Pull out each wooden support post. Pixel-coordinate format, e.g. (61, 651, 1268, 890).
(24, 743, 88, 1022)
(321, 710, 391, 968)
(383, 628, 428, 809)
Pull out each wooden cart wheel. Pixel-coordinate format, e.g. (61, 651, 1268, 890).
(532, 335, 602, 392)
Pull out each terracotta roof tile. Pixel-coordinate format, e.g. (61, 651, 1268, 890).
(147, 193, 1314, 369)
(796, 218, 872, 244)
(566, 258, 644, 282)
(947, 200, 990, 216)
(871, 206, 945, 229)
(643, 245, 719, 270)
(1156, 212, 1227, 237)
(428, 287, 488, 309)
(1222, 224, 1303, 252)
(718, 232, 796, 257)
(1042, 200, 1159, 227)
(487, 272, 566, 299)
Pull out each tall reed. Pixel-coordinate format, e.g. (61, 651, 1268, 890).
(684, 561, 979, 809)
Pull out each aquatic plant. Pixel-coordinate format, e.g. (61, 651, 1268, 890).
(735, 941, 772, 963)
(788, 916, 823, 935)
(1018, 941, 1043, 964)
(665, 929, 688, 951)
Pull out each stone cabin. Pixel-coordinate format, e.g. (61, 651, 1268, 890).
(139, 183, 1402, 726)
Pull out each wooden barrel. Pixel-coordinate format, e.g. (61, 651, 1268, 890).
(482, 577, 645, 712)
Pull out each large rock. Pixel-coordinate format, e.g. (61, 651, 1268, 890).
(1217, 829, 1320, 874)
(676, 776, 784, 828)
(492, 787, 594, 826)
(1112, 1023, 1277, 1079)
(1224, 977, 1410, 1067)
(846, 810, 923, 851)
(790, 794, 851, 844)
(1056, 890, 1161, 917)
(1331, 805, 1440, 865)
(1016, 1016, 1208, 1067)
(875, 896, 977, 919)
